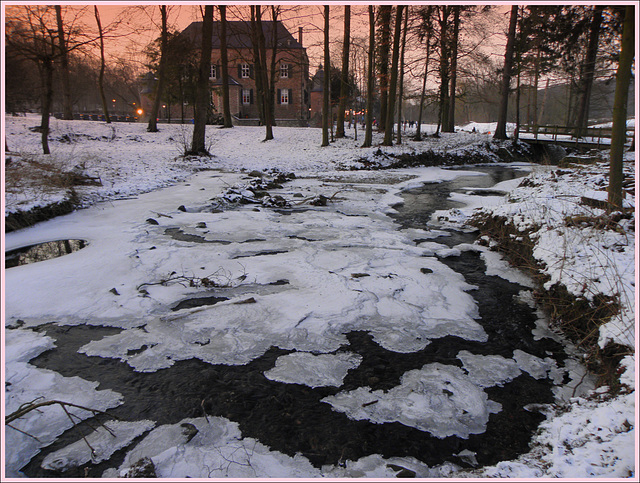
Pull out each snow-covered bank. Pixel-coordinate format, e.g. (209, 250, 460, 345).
(3, 115, 637, 479)
(458, 155, 637, 478)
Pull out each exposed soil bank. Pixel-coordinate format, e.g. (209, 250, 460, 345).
(5, 193, 80, 233)
(469, 212, 632, 391)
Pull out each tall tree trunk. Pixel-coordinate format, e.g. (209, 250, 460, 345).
(574, 5, 604, 138)
(250, 6, 265, 125)
(377, 6, 392, 132)
(40, 57, 54, 154)
(148, 5, 168, 132)
(362, 5, 375, 148)
(396, 7, 409, 144)
(321, 5, 330, 146)
(383, 5, 404, 146)
(189, 5, 213, 155)
(336, 5, 350, 138)
(94, 6, 111, 124)
(55, 6, 72, 120)
(219, 5, 233, 128)
(436, 6, 450, 136)
(494, 5, 518, 140)
(267, 6, 279, 128)
(444, 6, 460, 133)
(255, 7, 273, 140)
(608, 5, 634, 210)
(415, 9, 432, 141)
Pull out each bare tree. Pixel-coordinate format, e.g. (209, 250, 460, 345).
(377, 6, 392, 132)
(219, 5, 233, 128)
(396, 6, 409, 144)
(321, 5, 330, 147)
(54, 5, 73, 120)
(574, 5, 604, 138)
(362, 5, 375, 148)
(336, 5, 350, 138)
(608, 5, 634, 210)
(94, 6, 111, 123)
(383, 5, 404, 146)
(147, 5, 168, 132)
(251, 6, 274, 140)
(415, 6, 434, 141)
(188, 5, 213, 155)
(444, 6, 460, 132)
(494, 5, 518, 140)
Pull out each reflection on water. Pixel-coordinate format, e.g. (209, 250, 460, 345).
(5, 240, 87, 268)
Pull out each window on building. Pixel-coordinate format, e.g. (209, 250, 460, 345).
(280, 63, 289, 78)
(242, 89, 252, 105)
(210, 64, 217, 80)
(240, 63, 251, 78)
(279, 88, 290, 105)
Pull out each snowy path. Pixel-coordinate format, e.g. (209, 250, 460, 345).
(4, 165, 594, 478)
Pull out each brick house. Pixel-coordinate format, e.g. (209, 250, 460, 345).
(180, 20, 311, 125)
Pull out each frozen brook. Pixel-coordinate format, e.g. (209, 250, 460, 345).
(4, 165, 595, 478)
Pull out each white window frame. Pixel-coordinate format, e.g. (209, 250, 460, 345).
(240, 63, 250, 78)
(280, 63, 289, 78)
(210, 64, 217, 80)
(280, 88, 290, 105)
(242, 89, 252, 105)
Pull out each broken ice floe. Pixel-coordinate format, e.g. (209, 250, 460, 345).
(103, 417, 321, 478)
(264, 351, 363, 388)
(41, 420, 156, 471)
(4, 329, 124, 478)
(321, 363, 502, 439)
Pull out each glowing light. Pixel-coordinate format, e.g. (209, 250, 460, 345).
(136, 109, 143, 115)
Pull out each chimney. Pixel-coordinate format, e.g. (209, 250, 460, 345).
(298, 27, 303, 46)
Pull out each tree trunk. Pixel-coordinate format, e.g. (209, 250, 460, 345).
(321, 5, 330, 147)
(436, 6, 450, 136)
(362, 6, 375, 148)
(189, 5, 213, 155)
(377, 6, 392, 132)
(574, 5, 604, 138)
(444, 6, 460, 133)
(494, 5, 518, 140)
(608, 5, 634, 210)
(383, 5, 404, 146)
(40, 57, 54, 154)
(336, 6, 350, 138)
(268, 6, 279, 128)
(55, 6, 73, 120)
(219, 5, 233, 128)
(396, 7, 409, 145)
(148, 5, 168, 132)
(250, 7, 265, 125)
(94, 6, 111, 124)
(415, 10, 432, 141)
(256, 8, 273, 140)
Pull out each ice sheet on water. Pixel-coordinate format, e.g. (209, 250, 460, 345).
(264, 351, 362, 388)
(321, 363, 502, 439)
(80, 241, 483, 371)
(103, 416, 322, 478)
(41, 420, 156, 471)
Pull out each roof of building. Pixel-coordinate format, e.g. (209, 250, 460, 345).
(181, 20, 304, 51)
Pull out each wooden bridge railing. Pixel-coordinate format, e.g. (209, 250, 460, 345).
(516, 124, 635, 148)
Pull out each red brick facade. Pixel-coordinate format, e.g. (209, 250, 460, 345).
(182, 20, 311, 124)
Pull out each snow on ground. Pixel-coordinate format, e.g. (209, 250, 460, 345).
(4, 114, 490, 214)
(2, 114, 637, 479)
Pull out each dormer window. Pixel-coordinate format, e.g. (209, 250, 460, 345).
(210, 64, 217, 80)
(240, 63, 251, 78)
